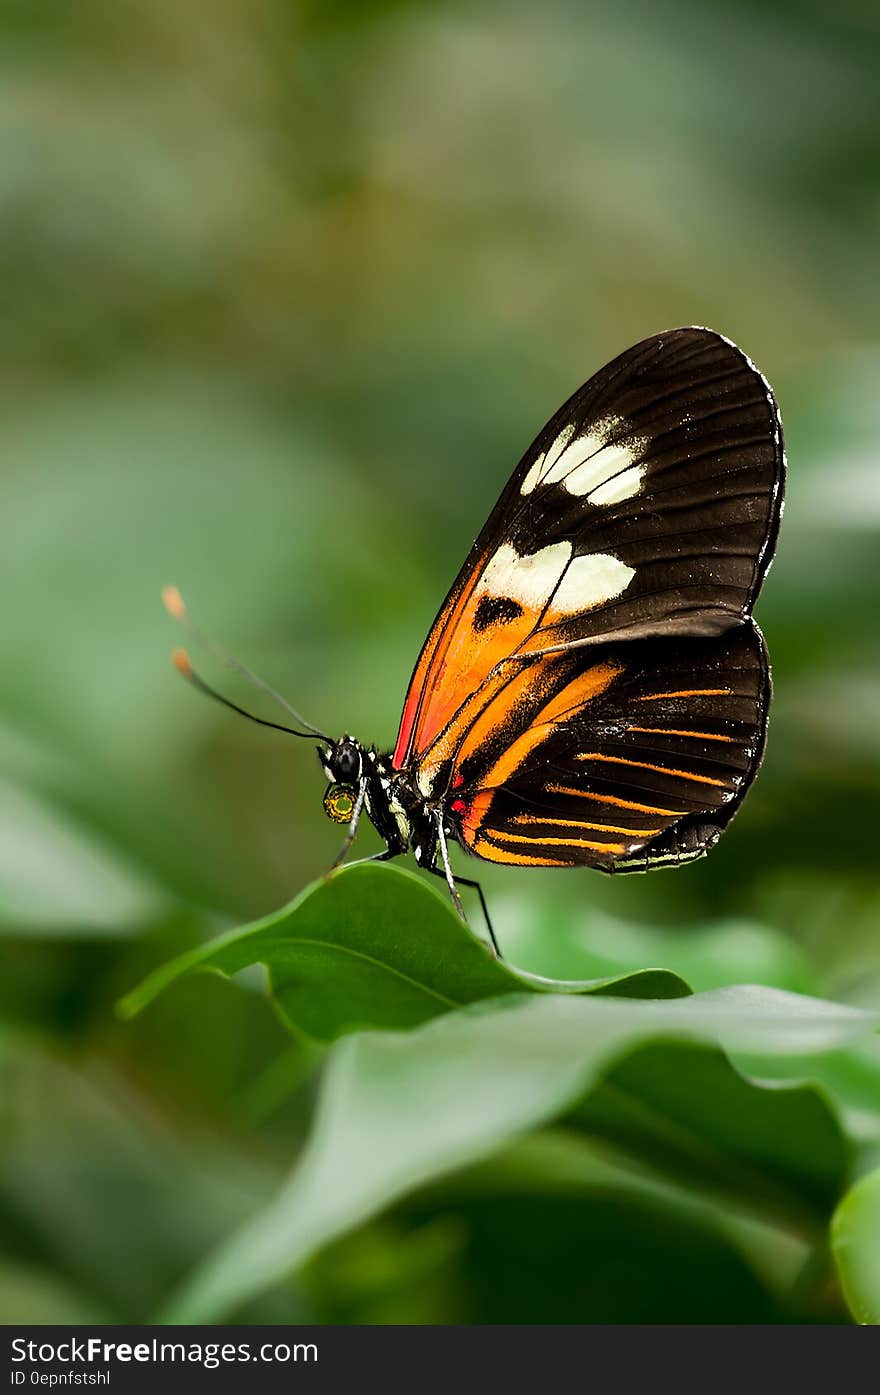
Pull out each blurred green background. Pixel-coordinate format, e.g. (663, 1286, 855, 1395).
(2, 0, 879, 1323)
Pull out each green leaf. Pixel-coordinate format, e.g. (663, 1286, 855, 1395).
(503, 905, 818, 994)
(569, 1040, 847, 1226)
(387, 1189, 792, 1324)
(158, 986, 878, 1322)
(832, 1166, 880, 1323)
(729, 1040, 880, 1144)
(119, 863, 690, 1041)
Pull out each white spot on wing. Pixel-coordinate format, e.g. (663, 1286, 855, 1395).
(543, 429, 604, 487)
(520, 423, 575, 494)
(553, 439, 642, 499)
(479, 541, 572, 609)
(553, 552, 635, 613)
(520, 450, 546, 495)
(521, 415, 647, 503)
(587, 463, 644, 505)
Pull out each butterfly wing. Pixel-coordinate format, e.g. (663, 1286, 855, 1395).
(449, 623, 770, 871)
(393, 327, 783, 786)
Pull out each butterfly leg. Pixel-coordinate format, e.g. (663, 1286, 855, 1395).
(329, 777, 368, 870)
(330, 848, 396, 873)
(448, 873, 500, 958)
(433, 817, 500, 957)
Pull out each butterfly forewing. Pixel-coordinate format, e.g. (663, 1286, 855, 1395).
(393, 327, 783, 779)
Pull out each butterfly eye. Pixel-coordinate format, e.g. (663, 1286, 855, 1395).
(323, 783, 356, 825)
(332, 740, 362, 783)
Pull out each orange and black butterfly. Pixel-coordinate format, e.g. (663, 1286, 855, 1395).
(166, 327, 784, 954)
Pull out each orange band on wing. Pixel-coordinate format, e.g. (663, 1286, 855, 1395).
(489, 828, 627, 855)
(394, 544, 555, 768)
(543, 784, 687, 816)
(512, 813, 662, 837)
(455, 662, 625, 846)
(636, 688, 731, 701)
(469, 661, 624, 788)
(627, 726, 735, 742)
(411, 656, 542, 795)
(575, 752, 728, 787)
(473, 837, 568, 867)
(393, 549, 491, 767)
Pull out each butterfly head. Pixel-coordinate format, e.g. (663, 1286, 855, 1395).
(319, 735, 363, 784)
(319, 736, 365, 824)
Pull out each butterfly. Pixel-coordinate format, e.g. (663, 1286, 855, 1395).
(165, 327, 784, 955)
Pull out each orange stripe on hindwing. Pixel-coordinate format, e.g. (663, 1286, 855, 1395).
(457, 660, 624, 842)
(472, 836, 567, 867)
(511, 813, 663, 836)
(627, 726, 735, 742)
(468, 660, 625, 787)
(489, 828, 627, 855)
(413, 654, 547, 796)
(635, 688, 731, 702)
(574, 752, 728, 787)
(543, 785, 687, 816)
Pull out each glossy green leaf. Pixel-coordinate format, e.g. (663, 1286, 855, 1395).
(569, 1040, 848, 1226)
(119, 863, 690, 1041)
(502, 905, 818, 994)
(729, 1040, 880, 1144)
(158, 986, 877, 1322)
(832, 1166, 880, 1324)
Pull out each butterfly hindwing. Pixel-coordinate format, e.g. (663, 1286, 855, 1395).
(393, 327, 783, 779)
(451, 623, 770, 871)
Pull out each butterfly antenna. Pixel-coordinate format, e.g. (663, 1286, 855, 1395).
(162, 586, 331, 743)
